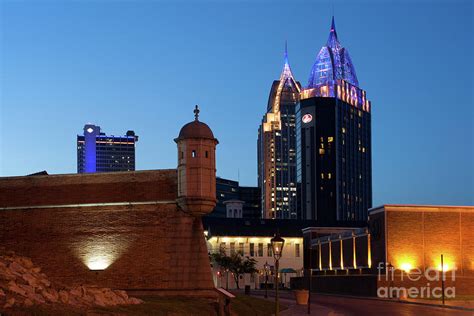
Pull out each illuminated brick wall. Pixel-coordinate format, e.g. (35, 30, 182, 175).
(369, 205, 474, 276)
(0, 170, 215, 296)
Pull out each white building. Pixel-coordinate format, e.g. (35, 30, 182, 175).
(224, 200, 244, 218)
(203, 218, 305, 290)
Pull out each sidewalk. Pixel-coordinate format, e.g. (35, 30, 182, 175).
(247, 289, 474, 314)
(247, 291, 339, 316)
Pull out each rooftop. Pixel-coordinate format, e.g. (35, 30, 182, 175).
(307, 16, 359, 88)
(202, 217, 367, 238)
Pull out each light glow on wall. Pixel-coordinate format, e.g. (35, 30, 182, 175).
(87, 255, 113, 271)
(367, 233, 372, 268)
(435, 256, 455, 272)
(318, 242, 322, 271)
(73, 235, 132, 271)
(329, 240, 333, 270)
(340, 238, 344, 269)
(400, 262, 413, 273)
(352, 234, 357, 269)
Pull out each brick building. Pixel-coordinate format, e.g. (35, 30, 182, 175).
(0, 107, 219, 297)
(299, 205, 474, 297)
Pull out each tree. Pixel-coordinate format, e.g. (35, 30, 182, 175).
(211, 250, 257, 289)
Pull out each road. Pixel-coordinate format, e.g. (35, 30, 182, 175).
(246, 290, 473, 316)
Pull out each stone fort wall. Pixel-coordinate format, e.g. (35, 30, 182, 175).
(0, 170, 215, 296)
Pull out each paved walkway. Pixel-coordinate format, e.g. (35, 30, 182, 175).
(247, 290, 474, 316)
(254, 295, 338, 316)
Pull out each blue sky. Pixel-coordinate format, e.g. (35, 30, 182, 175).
(0, 0, 472, 206)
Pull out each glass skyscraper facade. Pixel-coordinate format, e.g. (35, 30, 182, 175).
(258, 45, 301, 219)
(296, 17, 372, 223)
(77, 124, 138, 173)
(207, 177, 261, 219)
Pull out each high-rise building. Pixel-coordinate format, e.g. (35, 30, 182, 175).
(239, 186, 261, 219)
(77, 124, 138, 173)
(296, 17, 372, 223)
(213, 177, 240, 217)
(209, 177, 261, 219)
(258, 44, 301, 219)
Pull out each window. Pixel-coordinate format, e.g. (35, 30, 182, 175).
(239, 243, 244, 255)
(328, 136, 334, 143)
(295, 244, 300, 257)
(220, 242, 226, 253)
(250, 243, 255, 257)
(192, 150, 196, 158)
(181, 152, 184, 159)
(205, 151, 209, 158)
(267, 243, 273, 257)
(230, 242, 235, 255)
(258, 243, 264, 257)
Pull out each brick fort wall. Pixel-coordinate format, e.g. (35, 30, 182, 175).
(0, 170, 215, 295)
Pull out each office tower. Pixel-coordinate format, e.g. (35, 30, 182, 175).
(77, 124, 138, 173)
(258, 44, 301, 219)
(296, 17, 372, 223)
(209, 177, 261, 219)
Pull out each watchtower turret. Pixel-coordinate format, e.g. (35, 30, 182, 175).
(175, 106, 219, 216)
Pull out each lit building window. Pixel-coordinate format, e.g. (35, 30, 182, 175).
(267, 243, 273, 257)
(328, 137, 334, 143)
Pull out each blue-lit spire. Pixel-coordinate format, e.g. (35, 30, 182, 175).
(281, 41, 293, 79)
(307, 16, 359, 88)
(327, 16, 338, 45)
(280, 41, 299, 92)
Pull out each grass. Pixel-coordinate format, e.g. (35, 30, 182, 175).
(231, 295, 288, 315)
(1, 294, 285, 316)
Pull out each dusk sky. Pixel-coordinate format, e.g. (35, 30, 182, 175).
(1, 0, 472, 206)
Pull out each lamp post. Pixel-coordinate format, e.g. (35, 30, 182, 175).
(226, 268, 229, 291)
(271, 233, 285, 316)
(441, 254, 445, 305)
(386, 262, 393, 298)
(264, 261, 270, 299)
(307, 244, 311, 315)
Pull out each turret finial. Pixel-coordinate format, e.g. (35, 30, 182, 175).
(194, 105, 200, 121)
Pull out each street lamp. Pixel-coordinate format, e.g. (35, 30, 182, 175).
(264, 261, 270, 298)
(271, 233, 285, 316)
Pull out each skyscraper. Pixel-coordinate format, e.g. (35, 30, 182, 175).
(258, 44, 301, 219)
(207, 177, 261, 219)
(77, 124, 139, 173)
(296, 17, 372, 223)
